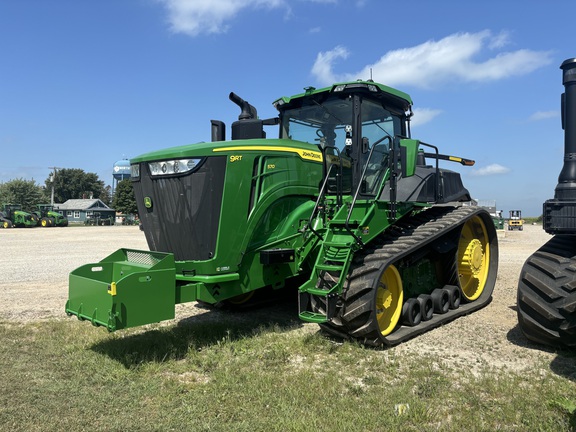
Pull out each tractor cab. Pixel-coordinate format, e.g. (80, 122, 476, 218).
(274, 82, 411, 198)
(273, 81, 473, 218)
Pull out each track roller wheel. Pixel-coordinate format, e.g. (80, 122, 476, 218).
(458, 215, 491, 301)
(417, 294, 433, 321)
(446, 285, 461, 309)
(374, 264, 404, 336)
(321, 263, 405, 343)
(431, 288, 449, 314)
(402, 298, 421, 326)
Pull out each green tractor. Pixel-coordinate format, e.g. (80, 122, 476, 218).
(66, 80, 498, 346)
(1, 204, 39, 228)
(34, 204, 69, 227)
(0, 210, 10, 228)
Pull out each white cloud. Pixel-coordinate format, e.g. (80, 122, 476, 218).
(311, 45, 350, 84)
(311, 30, 553, 88)
(470, 163, 511, 176)
(487, 31, 510, 49)
(529, 110, 558, 121)
(410, 108, 442, 127)
(158, 0, 287, 36)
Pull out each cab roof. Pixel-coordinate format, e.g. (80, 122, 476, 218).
(273, 80, 413, 112)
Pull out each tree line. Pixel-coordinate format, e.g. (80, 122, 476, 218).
(0, 168, 137, 215)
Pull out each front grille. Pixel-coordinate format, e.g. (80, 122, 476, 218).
(125, 250, 163, 266)
(133, 156, 226, 261)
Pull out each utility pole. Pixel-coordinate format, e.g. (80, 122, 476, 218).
(48, 167, 61, 206)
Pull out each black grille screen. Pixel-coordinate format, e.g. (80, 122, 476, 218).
(133, 156, 226, 261)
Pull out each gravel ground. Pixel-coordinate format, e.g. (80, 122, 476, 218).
(0, 223, 573, 376)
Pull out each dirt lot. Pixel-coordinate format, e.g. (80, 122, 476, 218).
(0, 223, 573, 375)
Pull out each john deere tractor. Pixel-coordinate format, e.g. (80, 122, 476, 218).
(66, 80, 498, 346)
(517, 58, 576, 348)
(1, 204, 38, 228)
(34, 204, 68, 227)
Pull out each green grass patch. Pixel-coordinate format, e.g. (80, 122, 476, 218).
(1, 318, 575, 431)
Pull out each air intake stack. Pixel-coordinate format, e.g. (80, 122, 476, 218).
(543, 58, 576, 234)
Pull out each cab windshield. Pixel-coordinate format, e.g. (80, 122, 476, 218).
(280, 94, 404, 195)
(280, 95, 353, 151)
(280, 96, 401, 151)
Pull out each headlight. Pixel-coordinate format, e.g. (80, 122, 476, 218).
(148, 158, 202, 176)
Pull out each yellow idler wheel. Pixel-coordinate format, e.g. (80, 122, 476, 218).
(376, 264, 404, 336)
(226, 291, 255, 305)
(458, 215, 490, 301)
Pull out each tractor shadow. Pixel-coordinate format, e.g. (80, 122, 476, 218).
(91, 292, 302, 368)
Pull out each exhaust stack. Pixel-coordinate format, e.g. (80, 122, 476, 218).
(555, 59, 576, 200)
(544, 58, 576, 233)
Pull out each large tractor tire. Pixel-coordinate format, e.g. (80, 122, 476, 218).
(320, 206, 498, 346)
(517, 235, 576, 348)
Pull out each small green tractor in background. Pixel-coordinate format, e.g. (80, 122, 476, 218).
(478, 200, 504, 230)
(34, 204, 69, 227)
(66, 79, 498, 346)
(84, 212, 114, 226)
(518, 58, 576, 347)
(493, 210, 505, 230)
(0, 204, 39, 228)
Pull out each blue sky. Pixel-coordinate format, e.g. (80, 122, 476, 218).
(1, 0, 574, 216)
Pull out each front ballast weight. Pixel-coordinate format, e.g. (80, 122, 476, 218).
(66, 249, 177, 331)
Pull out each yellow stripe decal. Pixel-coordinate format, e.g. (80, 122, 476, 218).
(449, 156, 462, 163)
(213, 146, 323, 162)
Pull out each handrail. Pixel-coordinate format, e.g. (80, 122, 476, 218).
(417, 141, 440, 202)
(302, 145, 345, 241)
(343, 135, 392, 247)
(302, 164, 333, 241)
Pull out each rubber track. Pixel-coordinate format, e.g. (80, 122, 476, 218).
(321, 205, 498, 347)
(517, 234, 576, 348)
